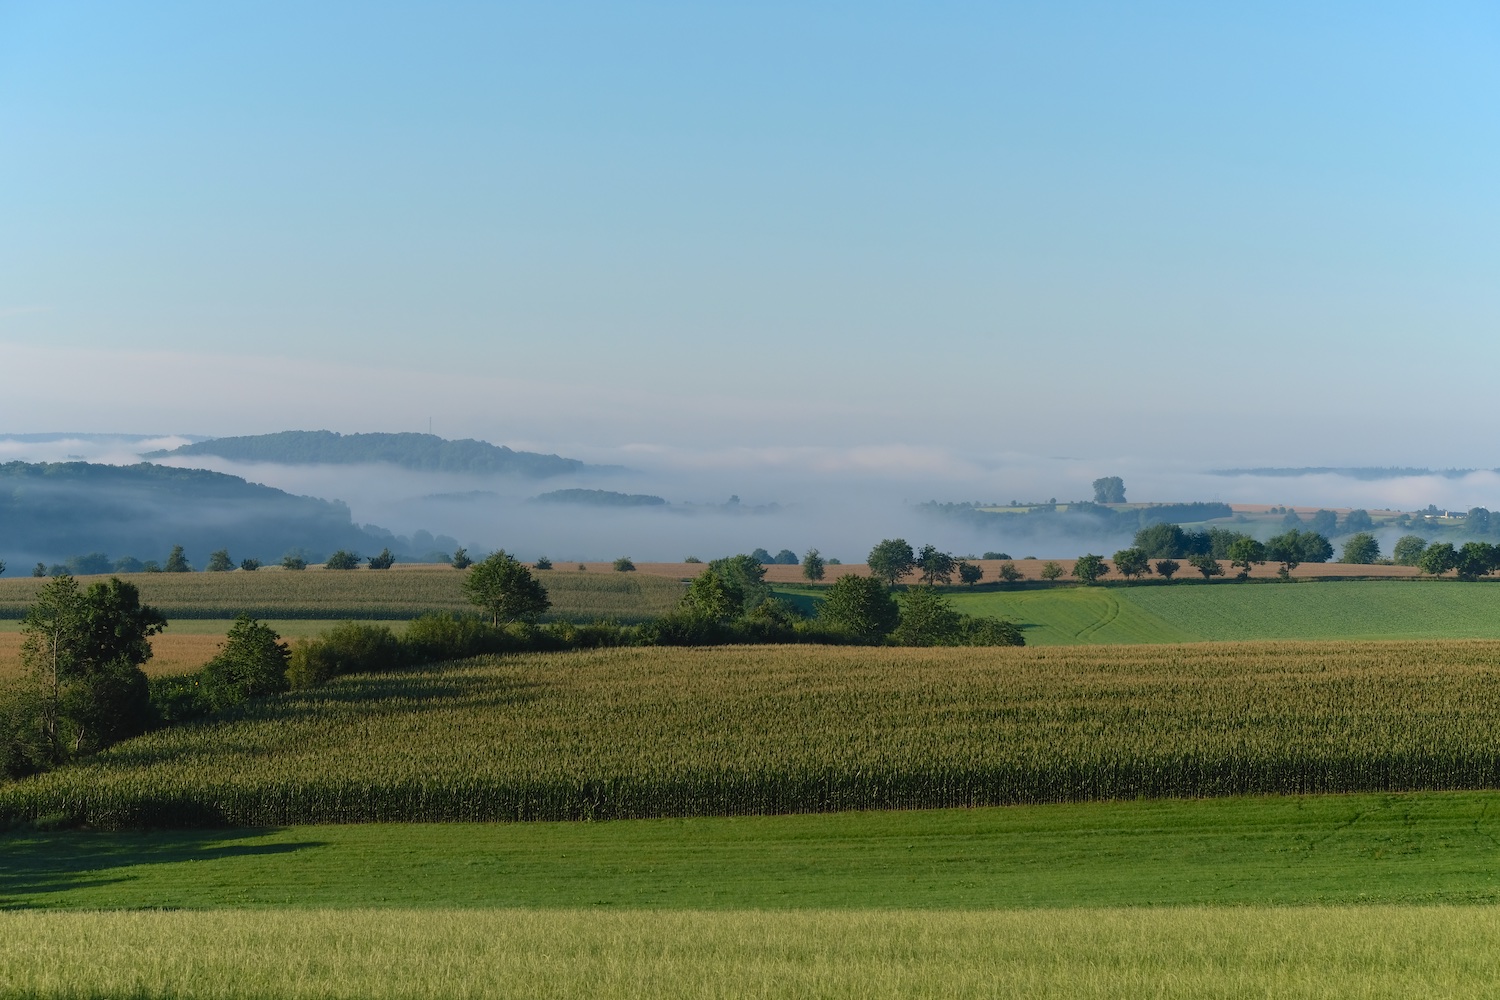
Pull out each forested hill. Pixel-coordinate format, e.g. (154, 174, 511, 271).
(145, 431, 589, 477)
(0, 461, 392, 566)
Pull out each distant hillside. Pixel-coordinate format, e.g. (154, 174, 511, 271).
(1213, 467, 1493, 480)
(145, 431, 590, 477)
(0, 461, 400, 566)
(531, 489, 668, 507)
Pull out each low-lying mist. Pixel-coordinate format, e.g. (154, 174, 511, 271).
(7, 434, 1498, 564)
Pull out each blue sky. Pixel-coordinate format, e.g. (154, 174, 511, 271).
(2, 1, 1497, 468)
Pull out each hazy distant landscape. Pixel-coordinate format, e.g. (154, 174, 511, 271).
(6, 2, 1500, 996)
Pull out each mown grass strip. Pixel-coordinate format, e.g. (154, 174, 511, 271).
(5, 792, 1500, 911)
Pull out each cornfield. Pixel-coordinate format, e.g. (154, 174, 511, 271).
(0, 566, 685, 622)
(6, 640, 1500, 828)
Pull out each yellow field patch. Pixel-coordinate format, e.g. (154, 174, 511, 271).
(0, 632, 222, 682)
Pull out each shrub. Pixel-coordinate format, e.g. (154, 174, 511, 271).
(367, 548, 395, 570)
(205, 549, 234, 573)
(286, 622, 401, 689)
(613, 557, 636, 572)
(534, 556, 553, 570)
(684, 556, 702, 564)
(451, 547, 473, 570)
(281, 554, 307, 571)
(955, 615, 1024, 646)
(325, 550, 360, 571)
(817, 574, 899, 643)
(891, 586, 962, 646)
(240, 559, 262, 571)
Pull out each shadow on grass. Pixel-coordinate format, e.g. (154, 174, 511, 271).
(0, 829, 324, 909)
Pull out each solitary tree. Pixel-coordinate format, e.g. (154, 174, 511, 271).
(1188, 552, 1224, 580)
(1340, 533, 1380, 565)
(613, 557, 636, 572)
(1227, 537, 1266, 579)
(462, 550, 551, 626)
(1343, 509, 1375, 533)
(916, 545, 956, 586)
(997, 562, 1023, 584)
(816, 574, 899, 642)
(1040, 561, 1064, 582)
(801, 548, 826, 582)
(1112, 548, 1150, 582)
(1072, 554, 1108, 584)
(205, 549, 233, 573)
(1188, 554, 1224, 578)
(451, 547, 472, 569)
(1092, 477, 1126, 504)
(1155, 559, 1180, 581)
(1307, 510, 1338, 537)
(164, 545, 191, 573)
(867, 539, 916, 586)
(958, 561, 984, 587)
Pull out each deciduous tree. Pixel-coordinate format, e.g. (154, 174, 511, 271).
(1340, 533, 1379, 565)
(462, 550, 551, 626)
(1112, 548, 1150, 582)
(801, 548, 826, 582)
(1072, 554, 1108, 584)
(1392, 535, 1427, 567)
(867, 539, 916, 586)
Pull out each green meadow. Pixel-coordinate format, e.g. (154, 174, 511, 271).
(7, 793, 1500, 998)
(862, 579, 1500, 645)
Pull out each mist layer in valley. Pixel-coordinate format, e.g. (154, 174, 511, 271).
(4, 434, 1496, 567)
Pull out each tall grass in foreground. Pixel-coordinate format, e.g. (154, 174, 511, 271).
(5, 906, 1500, 999)
(7, 641, 1500, 826)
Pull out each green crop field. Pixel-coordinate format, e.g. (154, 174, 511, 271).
(9, 641, 1500, 827)
(910, 579, 1500, 645)
(0, 565, 685, 622)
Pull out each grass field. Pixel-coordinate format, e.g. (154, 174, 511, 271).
(872, 579, 1500, 645)
(7, 793, 1500, 997)
(0, 565, 686, 622)
(8, 904, 1500, 999)
(6, 792, 1500, 910)
(8, 641, 1500, 826)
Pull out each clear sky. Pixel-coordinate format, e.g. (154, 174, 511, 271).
(2, 1, 1497, 469)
